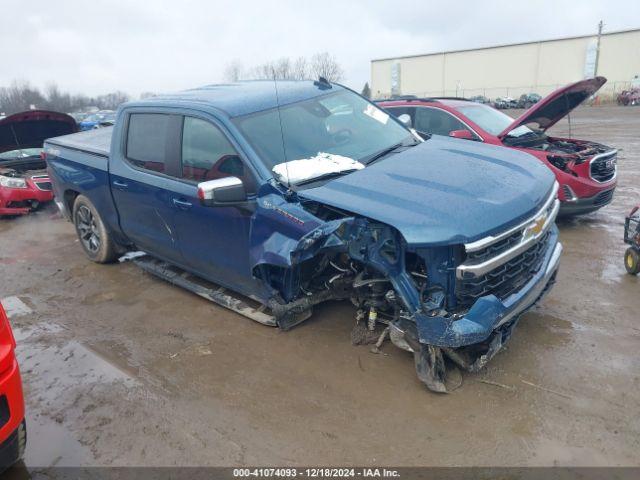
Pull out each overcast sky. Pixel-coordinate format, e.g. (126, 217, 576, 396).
(1, 0, 639, 97)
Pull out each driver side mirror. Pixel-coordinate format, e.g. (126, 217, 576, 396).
(449, 129, 475, 140)
(397, 113, 412, 128)
(197, 177, 247, 206)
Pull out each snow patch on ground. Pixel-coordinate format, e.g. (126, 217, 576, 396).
(1, 296, 32, 318)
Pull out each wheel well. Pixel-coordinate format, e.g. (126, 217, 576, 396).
(64, 190, 80, 214)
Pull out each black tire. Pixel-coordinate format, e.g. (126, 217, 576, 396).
(17, 420, 26, 461)
(72, 194, 118, 263)
(624, 247, 640, 275)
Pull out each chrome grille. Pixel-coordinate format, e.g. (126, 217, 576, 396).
(457, 232, 551, 306)
(590, 150, 617, 183)
(456, 182, 559, 308)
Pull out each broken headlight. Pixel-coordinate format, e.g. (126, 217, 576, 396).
(546, 155, 569, 171)
(0, 175, 28, 189)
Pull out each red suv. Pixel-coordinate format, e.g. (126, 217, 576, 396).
(0, 110, 77, 216)
(378, 78, 617, 216)
(0, 303, 26, 471)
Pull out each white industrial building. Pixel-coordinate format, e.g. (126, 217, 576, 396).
(370, 27, 640, 101)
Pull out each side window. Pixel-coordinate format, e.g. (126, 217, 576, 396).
(181, 117, 255, 192)
(126, 114, 173, 173)
(414, 108, 470, 137)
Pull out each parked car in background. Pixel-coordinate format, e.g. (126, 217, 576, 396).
(46, 80, 561, 393)
(0, 110, 77, 215)
(0, 302, 26, 472)
(378, 77, 617, 216)
(469, 95, 490, 104)
(78, 110, 116, 131)
(493, 96, 517, 109)
(617, 87, 640, 106)
(517, 93, 541, 109)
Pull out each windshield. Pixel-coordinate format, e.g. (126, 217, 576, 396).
(233, 89, 413, 182)
(0, 147, 42, 161)
(456, 104, 534, 137)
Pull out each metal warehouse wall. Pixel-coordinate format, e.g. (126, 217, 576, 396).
(370, 28, 640, 101)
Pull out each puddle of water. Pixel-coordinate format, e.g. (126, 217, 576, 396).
(601, 260, 627, 284)
(23, 415, 92, 468)
(17, 338, 137, 389)
(10, 323, 141, 469)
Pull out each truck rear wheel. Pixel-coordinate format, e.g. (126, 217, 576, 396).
(625, 247, 640, 275)
(72, 195, 118, 263)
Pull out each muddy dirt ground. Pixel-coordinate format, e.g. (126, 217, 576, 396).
(0, 106, 638, 472)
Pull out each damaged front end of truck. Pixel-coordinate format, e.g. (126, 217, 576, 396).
(250, 180, 562, 393)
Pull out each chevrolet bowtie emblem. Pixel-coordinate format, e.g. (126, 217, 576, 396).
(524, 215, 547, 240)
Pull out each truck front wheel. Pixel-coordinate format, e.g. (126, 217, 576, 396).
(72, 195, 118, 263)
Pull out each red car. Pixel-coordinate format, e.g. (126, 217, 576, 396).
(0, 303, 26, 471)
(0, 110, 77, 216)
(378, 78, 617, 216)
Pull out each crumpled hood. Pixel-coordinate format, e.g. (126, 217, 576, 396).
(298, 136, 555, 246)
(498, 77, 607, 138)
(0, 110, 77, 155)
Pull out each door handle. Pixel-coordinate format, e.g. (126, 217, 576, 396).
(113, 180, 129, 189)
(172, 198, 193, 210)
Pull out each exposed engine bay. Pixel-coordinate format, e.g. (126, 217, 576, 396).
(505, 135, 612, 164)
(0, 157, 51, 212)
(0, 157, 48, 177)
(535, 137, 613, 164)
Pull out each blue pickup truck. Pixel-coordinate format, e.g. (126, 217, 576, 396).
(45, 80, 562, 392)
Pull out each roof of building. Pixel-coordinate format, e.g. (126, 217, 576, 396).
(132, 80, 339, 118)
(371, 27, 640, 63)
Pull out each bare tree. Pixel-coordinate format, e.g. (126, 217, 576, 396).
(310, 52, 344, 82)
(230, 53, 343, 82)
(95, 91, 129, 110)
(0, 80, 132, 115)
(223, 61, 244, 82)
(272, 57, 292, 80)
(0, 81, 46, 114)
(291, 57, 308, 80)
(361, 82, 371, 99)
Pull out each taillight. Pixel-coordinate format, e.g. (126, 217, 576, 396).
(630, 205, 640, 216)
(0, 304, 16, 374)
(40, 151, 47, 161)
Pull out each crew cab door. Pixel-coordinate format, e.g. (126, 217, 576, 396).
(109, 111, 185, 263)
(171, 114, 262, 297)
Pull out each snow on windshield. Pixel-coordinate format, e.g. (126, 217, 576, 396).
(272, 152, 364, 185)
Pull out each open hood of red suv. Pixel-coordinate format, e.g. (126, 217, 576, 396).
(0, 110, 77, 155)
(497, 77, 607, 139)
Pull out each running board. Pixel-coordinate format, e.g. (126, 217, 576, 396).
(132, 255, 276, 327)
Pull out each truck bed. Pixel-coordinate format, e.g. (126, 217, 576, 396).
(46, 126, 112, 157)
